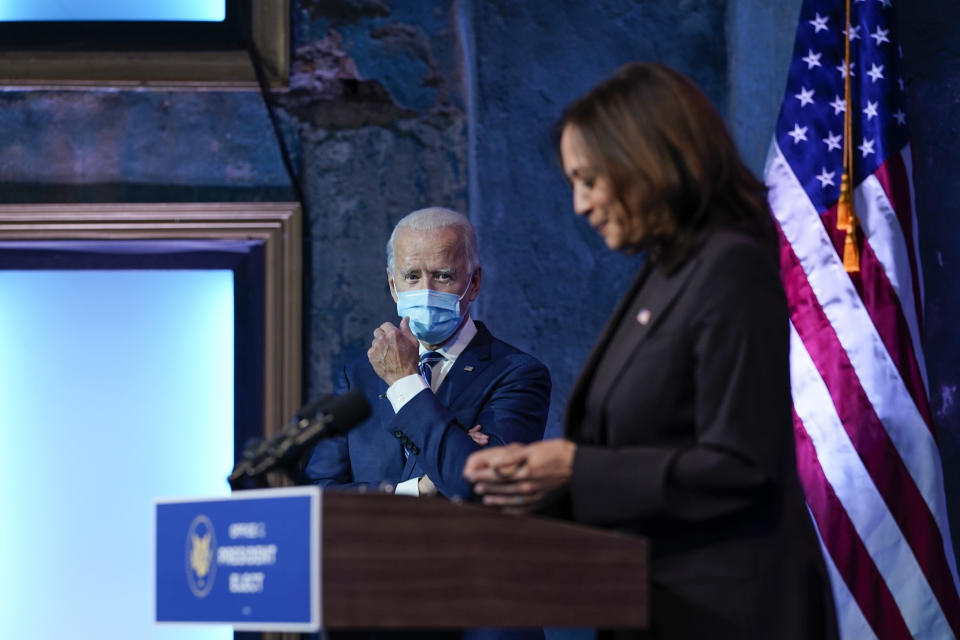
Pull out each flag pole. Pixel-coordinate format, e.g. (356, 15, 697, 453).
(837, 0, 861, 273)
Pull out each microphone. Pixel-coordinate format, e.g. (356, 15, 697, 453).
(228, 390, 371, 489)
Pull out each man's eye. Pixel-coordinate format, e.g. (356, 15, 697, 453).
(582, 177, 596, 189)
(436, 273, 452, 281)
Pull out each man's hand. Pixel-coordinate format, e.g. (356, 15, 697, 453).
(418, 474, 438, 496)
(368, 316, 420, 386)
(467, 424, 490, 446)
(463, 439, 577, 514)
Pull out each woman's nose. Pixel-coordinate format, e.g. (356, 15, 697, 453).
(572, 185, 590, 216)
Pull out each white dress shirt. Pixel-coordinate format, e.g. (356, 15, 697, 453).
(390, 316, 477, 496)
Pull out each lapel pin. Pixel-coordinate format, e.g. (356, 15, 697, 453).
(636, 308, 652, 325)
(463, 365, 475, 372)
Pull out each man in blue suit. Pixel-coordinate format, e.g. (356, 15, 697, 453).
(304, 206, 551, 500)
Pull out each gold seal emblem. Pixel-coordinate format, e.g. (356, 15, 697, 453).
(185, 515, 217, 598)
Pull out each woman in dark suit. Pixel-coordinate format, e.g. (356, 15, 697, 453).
(463, 62, 838, 639)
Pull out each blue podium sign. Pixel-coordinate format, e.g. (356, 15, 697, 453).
(155, 486, 321, 632)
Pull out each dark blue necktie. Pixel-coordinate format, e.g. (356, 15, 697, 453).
(419, 351, 445, 389)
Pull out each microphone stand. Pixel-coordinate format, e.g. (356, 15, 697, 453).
(228, 391, 370, 491)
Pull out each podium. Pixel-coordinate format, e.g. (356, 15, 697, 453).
(155, 487, 648, 631)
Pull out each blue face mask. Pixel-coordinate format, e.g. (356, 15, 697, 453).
(394, 278, 473, 345)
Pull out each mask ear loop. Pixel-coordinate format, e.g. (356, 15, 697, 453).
(457, 270, 476, 302)
(453, 270, 478, 316)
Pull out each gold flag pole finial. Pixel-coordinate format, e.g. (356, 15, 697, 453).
(838, 0, 860, 273)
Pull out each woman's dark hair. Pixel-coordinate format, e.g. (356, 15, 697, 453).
(556, 62, 775, 263)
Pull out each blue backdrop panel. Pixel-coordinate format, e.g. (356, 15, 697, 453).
(0, 0, 225, 22)
(0, 270, 234, 640)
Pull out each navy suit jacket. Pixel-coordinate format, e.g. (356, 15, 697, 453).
(304, 321, 551, 499)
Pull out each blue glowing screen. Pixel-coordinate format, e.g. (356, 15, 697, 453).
(0, 270, 234, 639)
(0, 0, 225, 22)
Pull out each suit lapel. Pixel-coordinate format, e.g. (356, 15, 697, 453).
(362, 324, 493, 485)
(564, 251, 705, 439)
(591, 251, 703, 404)
(399, 323, 493, 481)
(564, 260, 653, 438)
(435, 322, 492, 410)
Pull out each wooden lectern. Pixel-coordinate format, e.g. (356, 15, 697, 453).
(320, 491, 648, 629)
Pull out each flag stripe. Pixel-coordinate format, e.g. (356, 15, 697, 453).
(766, 3, 957, 637)
(808, 504, 882, 640)
(855, 235, 933, 427)
(900, 147, 925, 310)
(819, 204, 934, 431)
(855, 166, 931, 400)
(873, 149, 926, 338)
(793, 407, 913, 640)
(767, 142, 951, 543)
(780, 239, 958, 637)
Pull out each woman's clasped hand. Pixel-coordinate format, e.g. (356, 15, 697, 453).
(463, 439, 577, 512)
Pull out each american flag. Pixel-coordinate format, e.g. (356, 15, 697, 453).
(763, 0, 960, 638)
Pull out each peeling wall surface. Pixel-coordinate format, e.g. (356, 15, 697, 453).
(1, 0, 959, 553)
(0, 90, 292, 202)
(285, 0, 467, 398)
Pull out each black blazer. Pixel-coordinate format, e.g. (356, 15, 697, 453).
(563, 229, 837, 639)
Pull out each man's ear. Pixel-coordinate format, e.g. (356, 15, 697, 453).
(387, 270, 399, 303)
(467, 266, 482, 302)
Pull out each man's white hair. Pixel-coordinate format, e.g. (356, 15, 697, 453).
(386, 207, 481, 274)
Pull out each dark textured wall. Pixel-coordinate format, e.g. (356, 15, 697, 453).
(0, 89, 292, 202)
(462, 0, 728, 435)
(899, 2, 960, 552)
(0, 1, 470, 405)
(726, 0, 801, 174)
(1, 1, 957, 541)
(281, 0, 468, 400)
